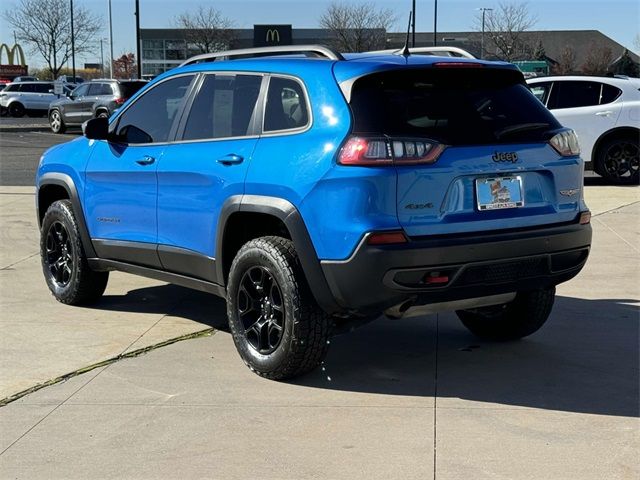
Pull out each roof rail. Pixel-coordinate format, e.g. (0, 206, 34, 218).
(367, 46, 476, 59)
(180, 44, 344, 67)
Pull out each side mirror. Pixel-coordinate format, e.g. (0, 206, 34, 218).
(82, 117, 109, 140)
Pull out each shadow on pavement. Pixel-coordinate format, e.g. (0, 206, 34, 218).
(94, 286, 639, 417)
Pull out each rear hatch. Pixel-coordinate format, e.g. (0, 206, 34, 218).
(347, 66, 584, 237)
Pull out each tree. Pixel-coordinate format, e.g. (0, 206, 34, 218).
(581, 43, 613, 75)
(611, 49, 639, 77)
(320, 2, 396, 53)
(3, 0, 101, 78)
(112, 53, 137, 79)
(174, 6, 235, 54)
(532, 39, 546, 60)
(553, 46, 577, 75)
(474, 2, 537, 62)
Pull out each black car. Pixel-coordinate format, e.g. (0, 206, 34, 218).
(48, 79, 147, 133)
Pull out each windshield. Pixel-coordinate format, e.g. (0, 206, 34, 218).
(349, 68, 560, 145)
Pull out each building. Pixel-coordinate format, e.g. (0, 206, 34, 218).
(141, 27, 639, 78)
(141, 26, 336, 77)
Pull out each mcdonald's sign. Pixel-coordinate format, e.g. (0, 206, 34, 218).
(0, 43, 26, 66)
(253, 25, 292, 47)
(0, 43, 28, 77)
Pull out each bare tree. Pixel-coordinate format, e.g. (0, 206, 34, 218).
(3, 0, 101, 78)
(175, 6, 235, 54)
(553, 46, 577, 75)
(581, 43, 613, 75)
(474, 2, 537, 62)
(320, 2, 396, 52)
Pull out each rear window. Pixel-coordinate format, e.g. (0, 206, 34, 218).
(350, 68, 560, 145)
(118, 81, 147, 98)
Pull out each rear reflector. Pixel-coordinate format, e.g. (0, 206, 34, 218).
(367, 231, 408, 245)
(579, 211, 591, 225)
(424, 273, 449, 285)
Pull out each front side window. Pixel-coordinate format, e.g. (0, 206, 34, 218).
(182, 74, 262, 140)
(264, 76, 309, 132)
(115, 74, 194, 144)
(71, 84, 90, 97)
(549, 81, 601, 109)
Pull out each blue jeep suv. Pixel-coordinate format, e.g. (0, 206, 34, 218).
(36, 45, 592, 379)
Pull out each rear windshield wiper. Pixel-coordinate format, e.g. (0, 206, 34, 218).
(494, 122, 551, 140)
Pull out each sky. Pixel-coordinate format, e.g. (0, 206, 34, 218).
(1, 0, 639, 69)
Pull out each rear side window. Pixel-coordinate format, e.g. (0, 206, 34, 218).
(182, 74, 262, 140)
(548, 81, 601, 109)
(88, 83, 114, 95)
(350, 68, 559, 145)
(601, 84, 622, 104)
(264, 77, 309, 132)
(33, 84, 53, 93)
(115, 74, 194, 144)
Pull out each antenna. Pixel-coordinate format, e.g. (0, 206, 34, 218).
(399, 11, 412, 57)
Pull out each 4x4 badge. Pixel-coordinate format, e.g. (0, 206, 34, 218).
(559, 189, 579, 197)
(492, 151, 518, 163)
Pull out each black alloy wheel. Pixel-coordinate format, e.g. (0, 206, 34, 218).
(237, 266, 285, 355)
(45, 220, 74, 287)
(600, 139, 639, 185)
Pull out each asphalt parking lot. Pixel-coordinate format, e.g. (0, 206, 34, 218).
(0, 129, 638, 479)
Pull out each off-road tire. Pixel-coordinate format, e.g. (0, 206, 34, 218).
(456, 287, 555, 340)
(226, 236, 332, 380)
(40, 200, 109, 305)
(595, 135, 639, 185)
(8, 102, 25, 118)
(49, 109, 66, 134)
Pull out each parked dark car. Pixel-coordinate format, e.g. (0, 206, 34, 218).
(48, 79, 147, 133)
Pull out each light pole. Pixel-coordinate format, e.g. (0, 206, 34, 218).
(108, 0, 114, 78)
(70, 0, 76, 80)
(134, 0, 141, 79)
(433, 0, 438, 46)
(99, 38, 107, 77)
(477, 7, 493, 60)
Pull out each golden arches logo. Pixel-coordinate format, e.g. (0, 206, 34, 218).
(265, 29, 280, 43)
(0, 43, 26, 66)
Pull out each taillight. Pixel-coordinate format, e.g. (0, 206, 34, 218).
(338, 136, 446, 166)
(549, 129, 580, 157)
(114, 97, 127, 105)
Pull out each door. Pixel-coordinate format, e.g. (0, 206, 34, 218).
(81, 82, 114, 121)
(62, 83, 90, 123)
(84, 74, 196, 267)
(157, 73, 264, 281)
(33, 83, 55, 110)
(547, 80, 622, 161)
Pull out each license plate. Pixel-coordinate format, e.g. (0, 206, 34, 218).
(476, 176, 524, 211)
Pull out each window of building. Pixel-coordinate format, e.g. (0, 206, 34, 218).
(182, 74, 262, 140)
(115, 74, 195, 144)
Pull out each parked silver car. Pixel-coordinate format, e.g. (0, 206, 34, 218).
(0, 81, 71, 117)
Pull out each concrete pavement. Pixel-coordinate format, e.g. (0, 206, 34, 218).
(0, 186, 638, 479)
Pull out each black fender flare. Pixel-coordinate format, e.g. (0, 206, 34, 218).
(37, 172, 97, 258)
(216, 194, 341, 314)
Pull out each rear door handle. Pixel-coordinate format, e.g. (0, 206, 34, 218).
(217, 154, 244, 166)
(136, 155, 155, 166)
(595, 111, 613, 116)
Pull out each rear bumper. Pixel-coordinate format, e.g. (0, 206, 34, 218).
(320, 221, 592, 315)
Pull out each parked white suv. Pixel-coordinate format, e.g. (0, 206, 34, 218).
(0, 81, 70, 118)
(527, 75, 639, 184)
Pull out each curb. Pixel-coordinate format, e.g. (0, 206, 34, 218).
(0, 125, 51, 133)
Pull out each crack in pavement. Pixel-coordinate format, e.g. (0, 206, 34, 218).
(0, 328, 216, 408)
